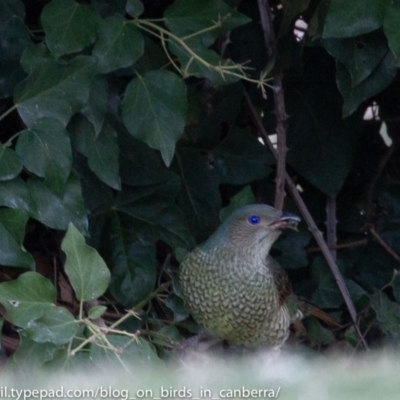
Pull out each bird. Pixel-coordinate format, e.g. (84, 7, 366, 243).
(179, 203, 326, 349)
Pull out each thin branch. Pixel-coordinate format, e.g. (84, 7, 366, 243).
(0, 104, 17, 124)
(369, 225, 400, 264)
(326, 196, 337, 260)
(244, 89, 369, 350)
(257, 0, 287, 210)
(307, 239, 368, 253)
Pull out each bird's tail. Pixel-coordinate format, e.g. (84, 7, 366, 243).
(307, 304, 341, 327)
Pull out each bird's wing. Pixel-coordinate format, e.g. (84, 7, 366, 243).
(265, 255, 292, 306)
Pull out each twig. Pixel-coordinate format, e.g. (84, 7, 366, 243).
(257, 0, 287, 210)
(244, 89, 369, 350)
(307, 239, 368, 253)
(326, 196, 337, 260)
(369, 225, 400, 263)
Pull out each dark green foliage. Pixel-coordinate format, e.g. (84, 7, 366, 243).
(0, 0, 400, 368)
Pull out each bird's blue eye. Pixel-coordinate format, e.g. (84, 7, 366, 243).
(248, 215, 261, 225)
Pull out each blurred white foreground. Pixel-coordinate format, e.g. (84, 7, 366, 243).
(0, 350, 399, 400)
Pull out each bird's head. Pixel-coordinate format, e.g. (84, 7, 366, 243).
(204, 204, 300, 255)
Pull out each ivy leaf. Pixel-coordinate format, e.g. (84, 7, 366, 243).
(120, 70, 187, 166)
(41, 0, 99, 57)
(0, 209, 34, 268)
(24, 306, 78, 345)
(118, 130, 178, 187)
(323, 31, 388, 87)
(286, 69, 363, 196)
(70, 116, 121, 190)
(276, 231, 312, 269)
(10, 336, 60, 369)
(90, 336, 162, 367)
(14, 52, 96, 127)
(115, 186, 194, 250)
(165, 0, 251, 41)
(28, 173, 88, 233)
(311, 257, 343, 308)
(391, 272, 400, 304)
(0, 177, 36, 214)
(168, 39, 240, 86)
(61, 223, 111, 301)
(172, 147, 221, 241)
(383, 4, 400, 67)
(107, 221, 157, 308)
(0, 143, 22, 181)
(126, 0, 144, 18)
(88, 305, 107, 319)
(81, 76, 108, 136)
(307, 317, 335, 347)
(0, 1, 31, 99)
(370, 292, 400, 338)
(336, 51, 397, 117)
(93, 17, 144, 74)
(212, 128, 273, 185)
(16, 118, 72, 195)
(0, 272, 55, 327)
(323, 0, 390, 38)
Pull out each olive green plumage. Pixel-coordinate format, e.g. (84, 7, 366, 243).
(179, 204, 306, 348)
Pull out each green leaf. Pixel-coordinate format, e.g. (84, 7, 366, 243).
(61, 223, 111, 301)
(286, 77, 363, 196)
(28, 173, 88, 233)
(88, 305, 107, 319)
(0, 209, 34, 268)
(16, 118, 72, 195)
(41, 0, 99, 57)
(212, 128, 273, 184)
(276, 231, 312, 269)
(107, 224, 157, 308)
(0, 177, 36, 214)
(336, 51, 397, 117)
(14, 52, 96, 127)
(0, 272, 55, 327)
(384, 4, 400, 67)
(370, 292, 400, 338)
(393, 273, 400, 304)
(90, 335, 162, 367)
(81, 76, 108, 135)
(220, 185, 256, 222)
(24, 306, 78, 345)
(118, 130, 179, 187)
(311, 257, 343, 308)
(168, 39, 240, 86)
(165, 293, 189, 322)
(93, 17, 144, 74)
(323, 0, 390, 38)
(114, 186, 194, 250)
(0, 144, 22, 181)
(307, 317, 335, 347)
(120, 70, 187, 166)
(0, 2, 31, 99)
(0, 0, 25, 22)
(70, 116, 121, 190)
(165, 0, 251, 40)
(172, 147, 221, 241)
(10, 335, 60, 369)
(323, 31, 388, 87)
(126, 0, 144, 17)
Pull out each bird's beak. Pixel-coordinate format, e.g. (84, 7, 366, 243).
(269, 212, 301, 231)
